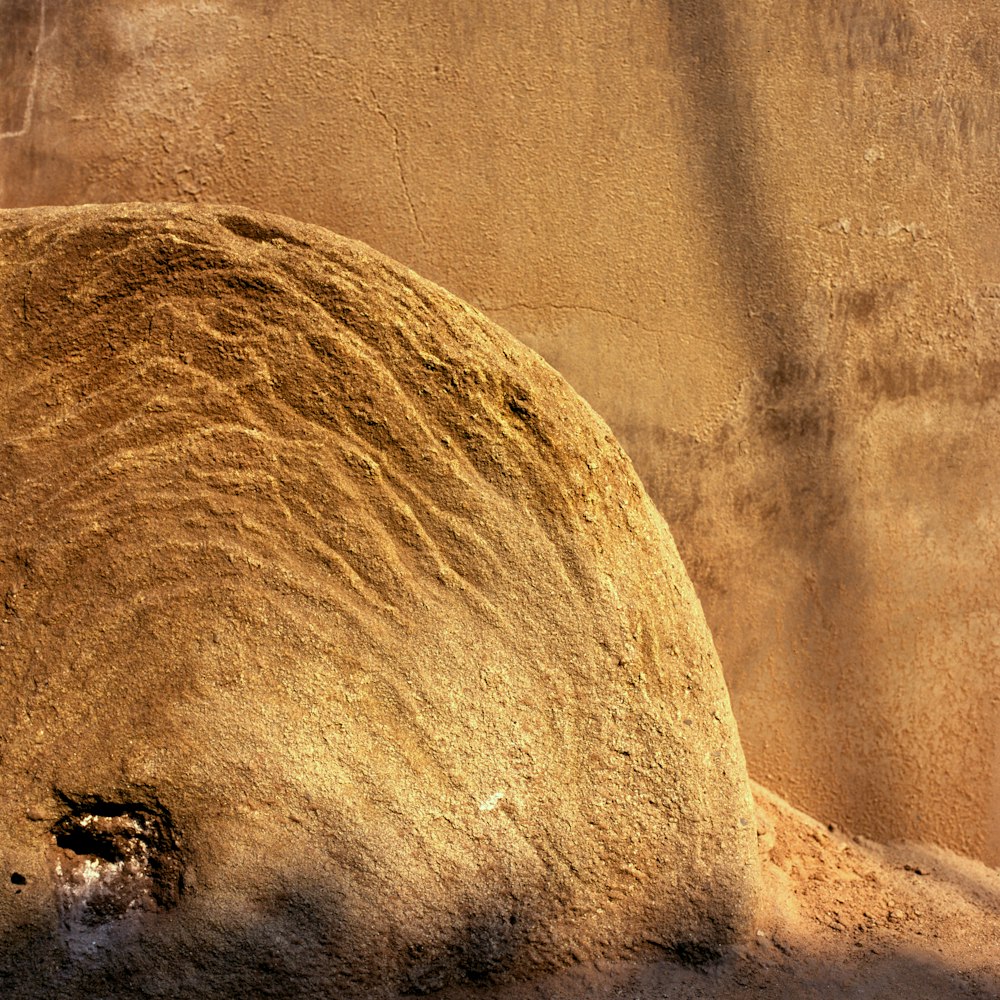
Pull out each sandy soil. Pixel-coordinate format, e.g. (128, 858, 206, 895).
(440, 783, 1000, 999)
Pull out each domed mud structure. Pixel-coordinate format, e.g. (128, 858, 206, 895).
(0, 204, 759, 997)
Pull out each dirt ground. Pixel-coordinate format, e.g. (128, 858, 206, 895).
(438, 783, 1000, 1000)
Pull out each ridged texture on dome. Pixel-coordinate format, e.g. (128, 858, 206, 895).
(0, 203, 758, 998)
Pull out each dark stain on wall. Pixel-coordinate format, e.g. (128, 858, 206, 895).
(1, 0, 43, 136)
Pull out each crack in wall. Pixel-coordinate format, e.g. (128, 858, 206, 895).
(486, 300, 648, 329)
(1, 0, 47, 141)
(368, 85, 429, 255)
(483, 300, 730, 352)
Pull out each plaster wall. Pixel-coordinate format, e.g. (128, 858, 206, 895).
(3, 0, 999, 864)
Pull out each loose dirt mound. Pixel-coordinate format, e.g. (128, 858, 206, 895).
(0, 204, 758, 997)
(434, 784, 1000, 999)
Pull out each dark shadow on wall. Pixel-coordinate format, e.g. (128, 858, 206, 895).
(653, 1, 896, 829)
(0, 0, 112, 208)
(0, 0, 44, 137)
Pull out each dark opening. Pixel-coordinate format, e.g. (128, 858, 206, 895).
(51, 794, 185, 914)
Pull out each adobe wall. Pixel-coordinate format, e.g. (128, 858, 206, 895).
(3, 0, 998, 863)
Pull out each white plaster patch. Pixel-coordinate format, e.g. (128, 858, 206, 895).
(479, 790, 505, 812)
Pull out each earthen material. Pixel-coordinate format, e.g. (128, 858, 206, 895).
(2, 0, 995, 864)
(433, 783, 1000, 1000)
(0, 203, 758, 997)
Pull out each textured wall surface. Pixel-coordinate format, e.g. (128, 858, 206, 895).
(2, 0, 998, 864)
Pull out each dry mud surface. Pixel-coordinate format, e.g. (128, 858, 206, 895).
(0, 203, 758, 996)
(442, 784, 1000, 1000)
(2, 783, 997, 997)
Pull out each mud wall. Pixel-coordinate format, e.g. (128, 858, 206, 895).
(2, 0, 999, 864)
